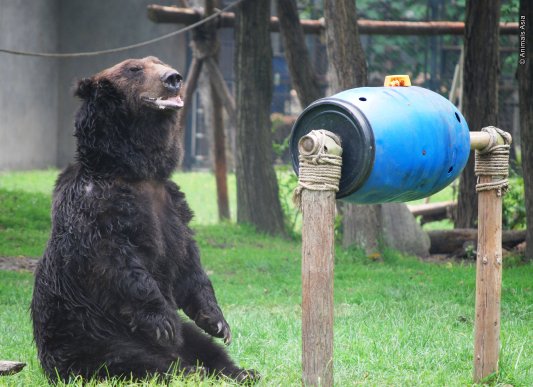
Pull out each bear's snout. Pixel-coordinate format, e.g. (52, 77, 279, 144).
(161, 71, 182, 94)
(139, 62, 184, 111)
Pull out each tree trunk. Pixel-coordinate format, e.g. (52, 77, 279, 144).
(519, 0, 533, 261)
(324, 1, 367, 91)
(324, 0, 375, 251)
(324, 0, 428, 257)
(341, 204, 382, 253)
(456, 0, 501, 228)
(234, 0, 285, 235)
(276, 0, 322, 108)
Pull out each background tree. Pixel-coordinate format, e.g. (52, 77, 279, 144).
(456, 0, 501, 228)
(234, 0, 285, 235)
(276, 0, 322, 108)
(518, 0, 532, 260)
(324, 0, 430, 256)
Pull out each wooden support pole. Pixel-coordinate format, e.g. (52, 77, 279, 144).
(469, 129, 512, 382)
(211, 85, 230, 220)
(180, 57, 203, 170)
(473, 173, 503, 382)
(298, 131, 342, 387)
(205, 56, 236, 120)
(205, 0, 230, 221)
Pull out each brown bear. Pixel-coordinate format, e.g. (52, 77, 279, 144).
(30, 57, 258, 383)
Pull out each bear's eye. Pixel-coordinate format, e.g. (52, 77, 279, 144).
(128, 66, 143, 73)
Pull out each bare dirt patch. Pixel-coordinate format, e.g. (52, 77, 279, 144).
(0, 257, 38, 273)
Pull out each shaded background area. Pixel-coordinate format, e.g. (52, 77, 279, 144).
(0, 0, 520, 171)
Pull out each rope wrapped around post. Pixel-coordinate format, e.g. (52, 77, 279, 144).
(474, 126, 513, 196)
(293, 129, 343, 210)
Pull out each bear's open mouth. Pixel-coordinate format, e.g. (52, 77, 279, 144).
(142, 95, 184, 111)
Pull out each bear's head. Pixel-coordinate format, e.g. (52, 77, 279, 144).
(74, 57, 184, 180)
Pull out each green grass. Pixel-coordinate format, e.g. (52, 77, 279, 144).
(0, 170, 238, 229)
(0, 170, 532, 386)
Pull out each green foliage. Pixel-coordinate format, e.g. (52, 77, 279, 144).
(270, 117, 302, 237)
(357, 0, 429, 22)
(503, 174, 526, 230)
(501, 0, 520, 22)
(275, 166, 301, 237)
(271, 115, 291, 160)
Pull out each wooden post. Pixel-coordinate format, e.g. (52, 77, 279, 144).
(180, 57, 203, 170)
(205, 0, 230, 221)
(211, 85, 230, 220)
(298, 131, 342, 387)
(470, 128, 511, 382)
(473, 174, 502, 381)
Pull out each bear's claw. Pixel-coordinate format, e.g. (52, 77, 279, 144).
(217, 321, 232, 344)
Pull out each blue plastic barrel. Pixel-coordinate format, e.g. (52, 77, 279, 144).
(289, 86, 471, 203)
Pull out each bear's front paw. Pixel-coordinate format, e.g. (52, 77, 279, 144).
(130, 312, 178, 344)
(194, 313, 232, 345)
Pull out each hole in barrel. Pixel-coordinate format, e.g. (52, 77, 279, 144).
(455, 112, 461, 123)
(448, 166, 454, 173)
(359, 97, 367, 101)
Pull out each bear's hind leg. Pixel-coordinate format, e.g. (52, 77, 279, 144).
(72, 342, 186, 382)
(179, 322, 259, 384)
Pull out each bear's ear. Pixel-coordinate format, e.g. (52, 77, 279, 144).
(74, 78, 95, 100)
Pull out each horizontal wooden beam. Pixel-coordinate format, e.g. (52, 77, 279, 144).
(147, 5, 519, 35)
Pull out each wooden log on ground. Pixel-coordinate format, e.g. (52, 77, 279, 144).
(428, 229, 526, 254)
(408, 200, 456, 224)
(0, 361, 26, 376)
(147, 5, 519, 35)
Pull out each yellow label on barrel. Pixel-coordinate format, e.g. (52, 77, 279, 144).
(384, 75, 411, 87)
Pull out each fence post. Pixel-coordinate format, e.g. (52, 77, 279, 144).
(294, 130, 342, 387)
(470, 127, 512, 382)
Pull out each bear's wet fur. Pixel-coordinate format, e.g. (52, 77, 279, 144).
(31, 57, 257, 383)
